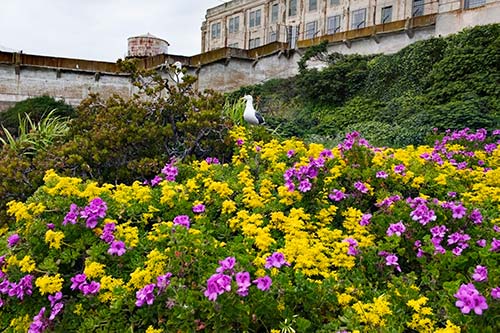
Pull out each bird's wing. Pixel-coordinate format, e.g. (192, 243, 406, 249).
(255, 112, 265, 125)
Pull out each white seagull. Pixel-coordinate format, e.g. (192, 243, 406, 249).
(173, 61, 184, 84)
(242, 95, 265, 125)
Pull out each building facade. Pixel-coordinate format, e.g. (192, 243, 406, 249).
(201, 0, 493, 51)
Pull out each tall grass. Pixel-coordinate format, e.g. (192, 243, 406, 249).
(0, 109, 69, 155)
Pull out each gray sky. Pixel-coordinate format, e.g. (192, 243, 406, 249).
(0, 0, 227, 62)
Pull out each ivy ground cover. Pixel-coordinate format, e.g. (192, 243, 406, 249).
(1, 127, 499, 332)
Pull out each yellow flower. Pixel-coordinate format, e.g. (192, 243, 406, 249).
(221, 200, 237, 214)
(116, 223, 139, 248)
(18, 255, 36, 273)
(145, 326, 163, 333)
(45, 230, 65, 249)
(35, 274, 64, 295)
(9, 315, 31, 332)
(84, 261, 106, 279)
(434, 320, 461, 333)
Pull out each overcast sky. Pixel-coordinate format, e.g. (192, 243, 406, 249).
(0, 0, 227, 62)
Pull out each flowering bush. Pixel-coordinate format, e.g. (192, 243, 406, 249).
(0, 127, 498, 332)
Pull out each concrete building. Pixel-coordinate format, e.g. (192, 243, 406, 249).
(0, 0, 499, 110)
(201, 0, 494, 51)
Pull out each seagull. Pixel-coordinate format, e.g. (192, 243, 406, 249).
(242, 95, 265, 125)
(173, 61, 184, 84)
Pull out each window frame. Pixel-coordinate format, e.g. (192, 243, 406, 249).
(249, 9, 262, 28)
(305, 21, 318, 39)
(381, 6, 393, 23)
(228, 16, 240, 34)
(271, 3, 279, 23)
(351, 8, 367, 30)
(289, 0, 297, 17)
(464, 0, 486, 9)
(211, 22, 221, 39)
(309, 0, 318, 12)
(327, 14, 341, 34)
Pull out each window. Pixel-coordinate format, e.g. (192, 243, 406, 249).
(269, 31, 277, 42)
(229, 16, 239, 33)
(305, 21, 318, 39)
(351, 8, 366, 29)
(211, 22, 221, 39)
(330, 0, 340, 6)
(413, 0, 424, 17)
(249, 37, 261, 49)
(249, 9, 262, 28)
(289, 0, 297, 17)
(271, 3, 279, 23)
(381, 6, 392, 23)
(309, 0, 317, 11)
(228, 42, 239, 48)
(465, 0, 486, 8)
(327, 15, 341, 34)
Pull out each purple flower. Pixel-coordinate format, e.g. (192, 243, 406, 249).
(7, 234, 20, 248)
(491, 287, 500, 299)
(46, 223, 55, 230)
(236, 138, 244, 146)
(329, 189, 346, 202)
(454, 283, 488, 315)
(490, 238, 500, 252)
(359, 213, 371, 226)
(450, 202, 466, 219)
(70, 274, 86, 290)
(385, 254, 401, 272)
(136, 283, 156, 307)
(161, 162, 178, 181)
(477, 239, 487, 247)
(235, 271, 251, 296)
(150, 175, 163, 187)
(49, 302, 64, 320)
(156, 273, 172, 293)
(354, 181, 368, 194)
(205, 157, 220, 164)
(298, 179, 312, 192)
(192, 204, 206, 213)
(108, 241, 126, 256)
(216, 257, 236, 274)
(204, 273, 232, 301)
(376, 171, 388, 179)
(79, 198, 107, 229)
(28, 307, 47, 333)
(344, 238, 359, 256)
(100, 223, 116, 244)
(430, 225, 448, 239)
(253, 276, 272, 291)
(264, 252, 290, 269)
(394, 164, 406, 175)
(410, 203, 436, 225)
(81, 281, 100, 295)
(472, 265, 488, 282)
(48, 292, 62, 307)
(173, 215, 190, 229)
(447, 191, 457, 198)
(287, 150, 295, 158)
(469, 208, 483, 224)
(63, 203, 80, 225)
(386, 221, 406, 237)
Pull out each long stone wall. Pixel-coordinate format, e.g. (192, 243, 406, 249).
(1, 5, 499, 111)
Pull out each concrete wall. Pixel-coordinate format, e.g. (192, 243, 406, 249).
(0, 64, 133, 111)
(0, 4, 499, 111)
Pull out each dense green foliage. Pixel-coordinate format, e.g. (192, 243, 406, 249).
(0, 96, 74, 138)
(0, 63, 232, 226)
(229, 24, 500, 147)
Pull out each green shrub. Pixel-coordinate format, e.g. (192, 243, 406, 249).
(0, 96, 74, 138)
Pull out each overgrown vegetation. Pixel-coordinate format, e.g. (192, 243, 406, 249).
(0, 62, 232, 225)
(229, 24, 500, 147)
